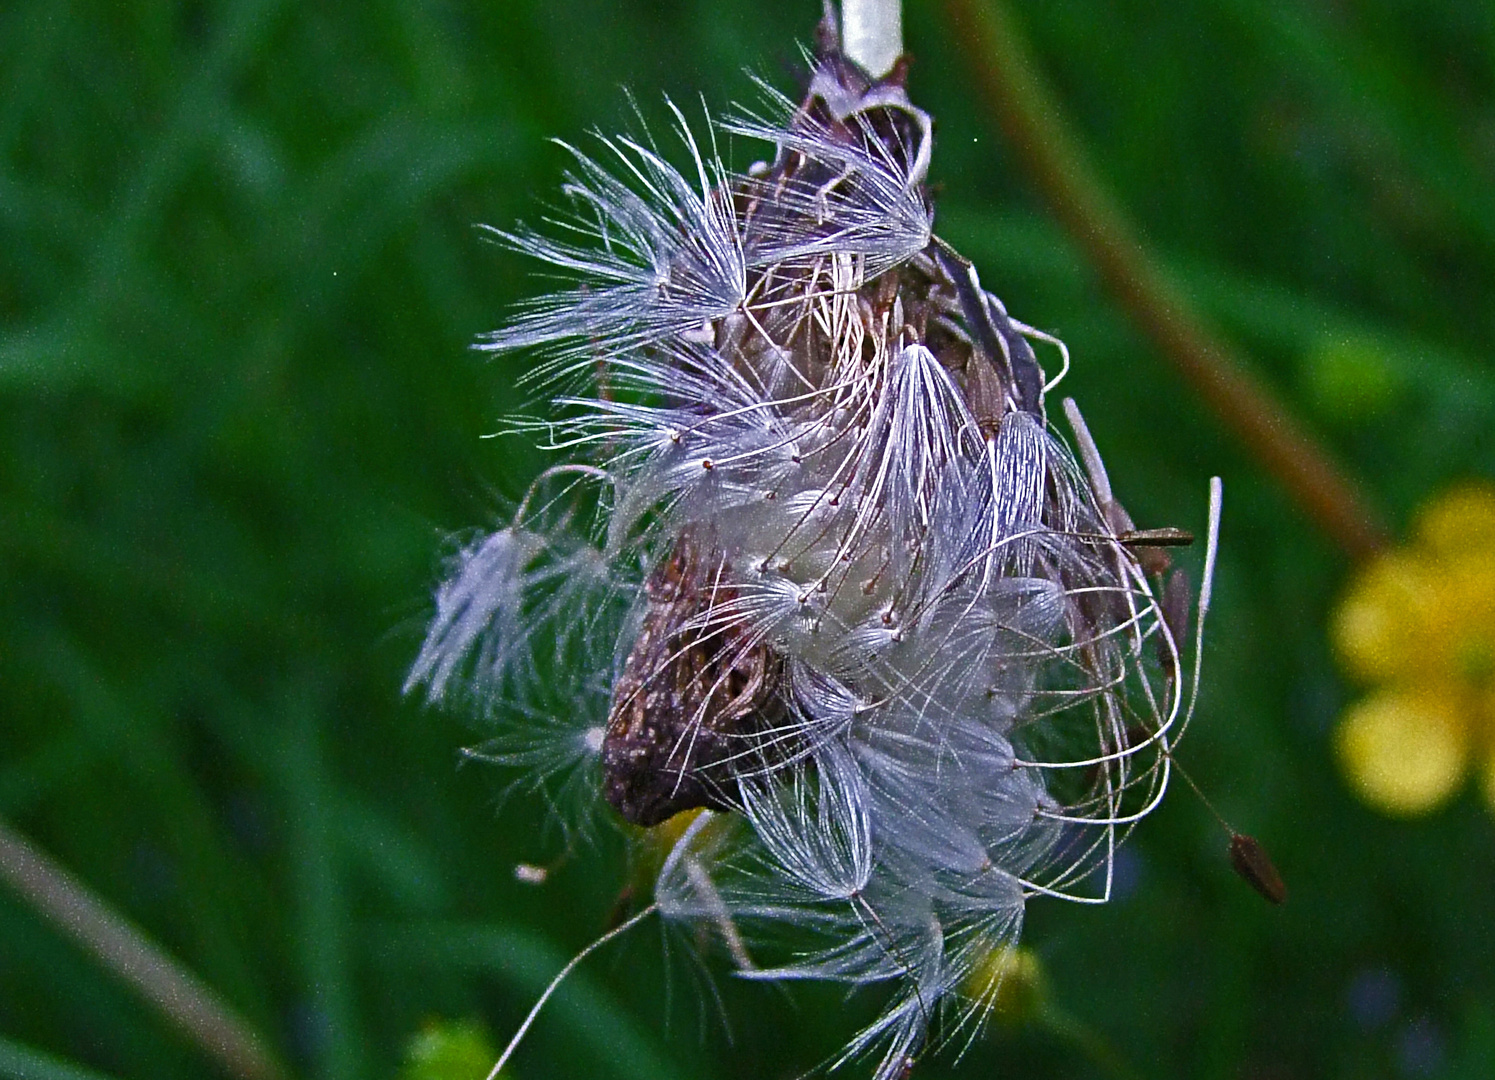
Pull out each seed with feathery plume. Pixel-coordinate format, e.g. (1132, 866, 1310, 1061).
(409, 11, 1220, 1080)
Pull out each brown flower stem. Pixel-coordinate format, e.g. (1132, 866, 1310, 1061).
(941, 0, 1390, 561)
(0, 816, 289, 1080)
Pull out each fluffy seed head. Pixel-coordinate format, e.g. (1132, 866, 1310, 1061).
(410, 18, 1216, 1079)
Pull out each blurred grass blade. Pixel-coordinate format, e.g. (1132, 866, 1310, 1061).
(0, 1036, 125, 1080)
(334, 795, 450, 912)
(0, 819, 288, 1080)
(278, 700, 363, 1080)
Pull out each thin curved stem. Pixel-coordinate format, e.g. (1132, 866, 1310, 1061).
(0, 817, 288, 1080)
(486, 902, 660, 1080)
(941, 0, 1390, 561)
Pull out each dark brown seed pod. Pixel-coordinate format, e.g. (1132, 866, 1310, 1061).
(1119, 527, 1195, 548)
(602, 531, 787, 827)
(1228, 833, 1287, 904)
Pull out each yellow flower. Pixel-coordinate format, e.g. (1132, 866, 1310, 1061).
(1335, 688, 1466, 814)
(1331, 483, 1495, 816)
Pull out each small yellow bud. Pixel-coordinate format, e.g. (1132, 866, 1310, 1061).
(628, 807, 720, 894)
(963, 944, 1046, 1026)
(402, 1018, 499, 1080)
(646, 806, 707, 849)
(1303, 334, 1403, 421)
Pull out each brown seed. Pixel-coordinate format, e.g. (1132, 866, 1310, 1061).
(1228, 833, 1287, 904)
(1119, 527, 1195, 548)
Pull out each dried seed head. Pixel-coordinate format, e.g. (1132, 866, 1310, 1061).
(410, 16, 1220, 1079)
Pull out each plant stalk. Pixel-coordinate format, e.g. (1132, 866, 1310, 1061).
(942, 0, 1390, 560)
(842, 0, 904, 77)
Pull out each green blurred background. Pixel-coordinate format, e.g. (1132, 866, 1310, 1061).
(3, 1, 1494, 1078)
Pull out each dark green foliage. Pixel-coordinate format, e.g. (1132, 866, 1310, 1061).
(2, 2, 1493, 1078)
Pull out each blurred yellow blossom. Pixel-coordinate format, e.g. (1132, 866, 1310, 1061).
(962, 943, 1046, 1026)
(1331, 483, 1495, 815)
(402, 1018, 498, 1080)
